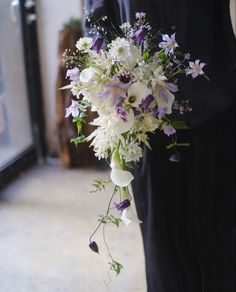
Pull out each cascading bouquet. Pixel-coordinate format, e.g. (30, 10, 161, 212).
(63, 12, 207, 275)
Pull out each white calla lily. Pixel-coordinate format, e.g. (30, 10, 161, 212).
(128, 82, 151, 107)
(79, 67, 97, 83)
(110, 168, 134, 187)
(121, 206, 142, 226)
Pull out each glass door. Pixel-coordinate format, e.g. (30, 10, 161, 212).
(0, 0, 45, 186)
(0, 0, 33, 167)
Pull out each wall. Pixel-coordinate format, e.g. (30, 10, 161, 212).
(37, 0, 83, 153)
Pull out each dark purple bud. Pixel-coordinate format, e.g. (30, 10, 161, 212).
(90, 36, 103, 53)
(153, 107, 168, 119)
(132, 26, 148, 45)
(169, 153, 180, 162)
(114, 199, 131, 212)
(89, 241, 99, 254)
(140, 94, 154, 111)
(163, 126, 176, 136)
(118, 74, 131, 84)
(116, 106, 127, 121)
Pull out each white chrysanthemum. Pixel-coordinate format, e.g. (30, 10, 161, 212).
(75, 37, 93, 51)
(133, 113, 161, 133)
(108, 37, 141, 67)
(87, 111, 134, 159)
(120, 141, 143, 162)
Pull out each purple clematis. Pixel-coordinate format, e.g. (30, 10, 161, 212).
(116, 106, 127, 121)
(89, 241, 99, 254)
(140, 94, 154, 111)
(66, 67, 80, 81)
(100, 77, 130, 106)
(133, 26, 149, 45)
(153, 106, 168, 119)
(169, 153, 180, 162)
(186, 60, 206, 78)
(114, 199, 131, 212)
(163, 125, 176, 136)
(159, 33, 179, 55)
(90, 36, 104, 53)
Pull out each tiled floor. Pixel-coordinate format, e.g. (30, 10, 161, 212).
(0, 164, 146, 292)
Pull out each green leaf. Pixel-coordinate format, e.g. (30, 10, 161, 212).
(70, 135, 86, 146)
(143, 51, 150, 60)
(90, 178, 111, 193)
(109, 260, 123, 276)
(76, 121, 82, 134)
(172, 120, 189, 129)
(157, 50, 168, 61)
(98, 214, 122, 227)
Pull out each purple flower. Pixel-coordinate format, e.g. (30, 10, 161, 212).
(114, 199, 131, 212)
(90, 36, 103, 53)
(66, 67, 80, 81)
(89, 241, 99, 254)
(135, 12, 146, 19)
(169, 153, 180, 162)
(163, 126, 176, 136)
(159, 33, 179, 55)
(186, 60, 206, 78)
(118, 74, 131, 84)
(116, 106, 127, 121)
(140, 94, 154, 111)
(153, 107, 168, 119)
(133, 26, 148, 45)
(166, 82, 178, 93)
(100, 77, 129, 106)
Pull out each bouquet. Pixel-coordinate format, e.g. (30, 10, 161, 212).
(63, 12, 207, 275)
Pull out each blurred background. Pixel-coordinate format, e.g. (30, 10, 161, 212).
(0, 0, 235, 291)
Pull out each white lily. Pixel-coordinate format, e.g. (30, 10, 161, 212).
(79, 67, 97, 83)
(121, 206, 142, 226)
(110, 149, 134, 187)
(128, 82, 151, 107)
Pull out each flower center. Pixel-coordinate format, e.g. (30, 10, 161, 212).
(128, 95, 136, 103)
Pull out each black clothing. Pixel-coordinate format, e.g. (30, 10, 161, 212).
(84, 1, 236, 291)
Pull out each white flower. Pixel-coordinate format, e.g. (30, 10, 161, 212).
(65, 99, 81, 117)
(114, 109, 135, 134)
(108, 37, 141, 67)
(120, 141, 142, 162)
(127, 82, 151, 107)
(110, 149, 134, 187)
(75, 37, 93, 51)
(110, 168, 134, 187)
(121, 206, 142, 226)
(79, 67, 97, 83)
(152, 80, 175, 114)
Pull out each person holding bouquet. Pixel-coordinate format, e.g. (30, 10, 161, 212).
(81, 1, 236, 291)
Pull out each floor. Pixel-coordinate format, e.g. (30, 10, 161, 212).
(0, 164, 146, 292)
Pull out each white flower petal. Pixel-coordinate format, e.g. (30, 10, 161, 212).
(128, 82, 151, 107)
(115, 109, 135, 134)
(80, 67, 97, 83)
(121, 207, 142, 226)
(110, 168, 134, 187)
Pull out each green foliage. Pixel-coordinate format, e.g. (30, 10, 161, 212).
(63, 18, 82, 31)
(109, 260, 123, 276)
(166, 142, 190, 150)
(143, 51, 150, 60)
(157, 50, 168, 62)
(70, 135, 86, 146)
(98, 214, 122, 227)
(172, 120, 189, 129)
(90, 178, 111, 193)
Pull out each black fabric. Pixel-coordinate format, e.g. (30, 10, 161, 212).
(84, 1, 236, 291)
